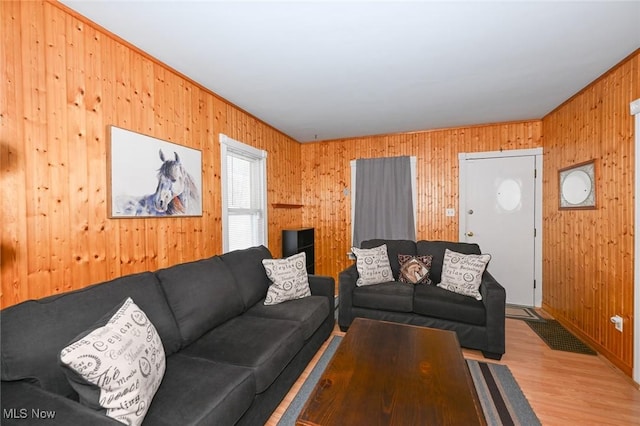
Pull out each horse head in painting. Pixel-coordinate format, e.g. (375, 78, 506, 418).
(153, 149, 199, 215)
(115, 149, 200, 216)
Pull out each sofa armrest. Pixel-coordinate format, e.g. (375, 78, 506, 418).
(338, 264, 359, 330)
(308, 274, 335, 314)
(1, 381, 122, 425)
(479, 270, 506, 356)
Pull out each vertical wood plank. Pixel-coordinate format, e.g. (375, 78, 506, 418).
(1, 0, 29, 305)
(65, 11, 90, 292)
(84, 23, 108, 286)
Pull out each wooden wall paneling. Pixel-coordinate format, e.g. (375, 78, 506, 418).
(541, 51, 638, 376)
(27, 1, 52, 300)
(65, 12, 90, 293)
(300, 121, 542, 282)
(1, 1, 302, 308)
(84, 23, 108, 286)
(197, 92, 212, 255)
(272, 132, 303, 257)
(208, 96, 224, 254)
(1, 1, 28, 306)
(45, 3, 75, 293)
(98, 18, 120, 281)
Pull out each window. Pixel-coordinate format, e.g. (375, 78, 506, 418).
(220, 134, 267, 252)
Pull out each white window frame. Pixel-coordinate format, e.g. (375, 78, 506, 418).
(220, 134, 268, 253)
(349, 156, 417, 251)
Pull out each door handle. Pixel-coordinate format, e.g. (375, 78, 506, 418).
(467, 231, 474, 237)
(468, 209, 474, 215)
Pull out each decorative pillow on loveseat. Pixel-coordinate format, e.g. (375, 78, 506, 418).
(398, 254, 433, 285)
(437, 249, 491, 300)
(59, 297, 166, 426)
(351, 244, 394, 286)
(262, 252, 311, 305)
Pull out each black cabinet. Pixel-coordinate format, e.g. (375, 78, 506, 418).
(282, 228, 314, 274)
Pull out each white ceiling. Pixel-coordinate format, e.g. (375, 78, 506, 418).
(60, 1, 640, 142)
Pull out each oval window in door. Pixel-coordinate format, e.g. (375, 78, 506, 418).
(496, 178, 521, 212)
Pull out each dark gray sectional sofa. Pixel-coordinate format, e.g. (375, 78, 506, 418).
(339, 239, 505, 359)
(1, 245, 335, 425)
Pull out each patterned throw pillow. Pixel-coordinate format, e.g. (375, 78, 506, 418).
(262, 252, 311, 305)
(351, 244, 394, 286)
(398, 254, 433, 285)
(59, 298, 166, 426)
(437, 249, 491, 300)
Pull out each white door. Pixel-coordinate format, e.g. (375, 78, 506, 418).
(461, 155, 537, 306)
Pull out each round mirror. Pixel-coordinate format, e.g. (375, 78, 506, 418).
(562, 170, 592, 205)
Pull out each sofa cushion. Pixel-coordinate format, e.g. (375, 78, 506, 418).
(352, 245, 394, 286)
(220, 245, 274, 309)
(437, 249, 491, 300)
(413, 284, 486, 326)
(156, 257, 244, 346)
(361, 239, 417, 279)
(398, 254, 433, 285)
(144, 353, 255, 426)
(262, 252, 311, 305)
(416, 241, 481, 283)
(59, 298, 165, 426)
(244, 295, 330, 340)
(181, 315, 304, 393)
(0, 272, 180, 398)
(352, 281, 414, 312)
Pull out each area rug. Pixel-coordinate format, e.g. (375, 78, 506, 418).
(525, 319, 597, 355)
(505, 304, 546, 322)
(467, 359, 540, 426)
(277, 336, 540, 426)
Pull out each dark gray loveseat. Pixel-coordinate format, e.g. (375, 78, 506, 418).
(338, 239, 505, 359)
(1, 245, 335, 425)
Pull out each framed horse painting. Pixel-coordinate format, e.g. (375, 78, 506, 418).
(108, 126, 203, 217)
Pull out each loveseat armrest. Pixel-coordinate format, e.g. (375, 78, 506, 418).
(338, 264, 359, 331)
(308, 274, 335, 314)
(1, 381, 122, 425)
(479, 270, 506, 358)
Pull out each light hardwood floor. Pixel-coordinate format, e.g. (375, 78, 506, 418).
(266, 314, 640, 425)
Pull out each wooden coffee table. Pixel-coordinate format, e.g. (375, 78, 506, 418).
(296, 318, 486, 425)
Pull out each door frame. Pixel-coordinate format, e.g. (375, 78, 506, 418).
(458, 148, 543, 307)
(631, 98, 639, 385)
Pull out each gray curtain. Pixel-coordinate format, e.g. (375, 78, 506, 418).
(353, 156, 416, 247)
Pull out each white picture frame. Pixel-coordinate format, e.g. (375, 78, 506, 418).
(108, 126, 202, 218)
